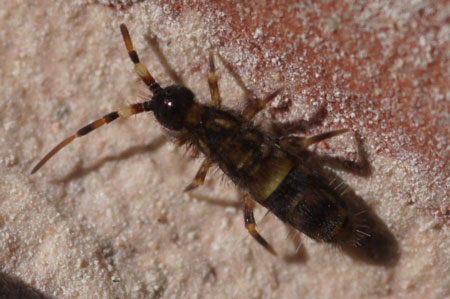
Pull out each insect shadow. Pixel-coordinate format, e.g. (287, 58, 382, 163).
(144, 33, 184, 86)
(52, 135, 166, 184)
(296, 149, 399, 267)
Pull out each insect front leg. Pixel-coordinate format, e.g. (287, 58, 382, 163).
(183, 159, 212, 192)
(243, 193, 277, 255)
(278, 128, 349, 152)
(209, 52, 280, 119)
(208, 52, 221, 107)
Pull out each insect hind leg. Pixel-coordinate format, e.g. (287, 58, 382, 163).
(243, 193, 277, 255)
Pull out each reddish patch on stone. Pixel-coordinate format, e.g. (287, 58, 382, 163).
(97, 1, 448, 221)
(141, 1, 448, 188)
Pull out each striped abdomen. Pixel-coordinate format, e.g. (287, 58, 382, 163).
(260, 167, 353, 243)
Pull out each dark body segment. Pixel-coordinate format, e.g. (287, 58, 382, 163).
(189, 107, 293, 197)
(264, 168, 352, 243)
(189, 105, 353, 244)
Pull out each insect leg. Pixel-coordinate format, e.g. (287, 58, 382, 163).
(120, 24, 161, 93)
(243, 193, 277, 255)
(183, 159, 212, 192)
(278, 128, 349, 152)
(208, 52, 221, 107)
(243, 89, 281, 120)
(31, 102, 152, 174)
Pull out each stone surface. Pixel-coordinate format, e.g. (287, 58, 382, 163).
(0, 1, 448, 298)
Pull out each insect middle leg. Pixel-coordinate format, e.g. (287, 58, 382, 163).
(243, 193, 277, 255)
(243, 89, 281, 121)
(278, 128, 350, 152)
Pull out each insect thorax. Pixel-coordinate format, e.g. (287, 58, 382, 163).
(190, 106, 295, 200)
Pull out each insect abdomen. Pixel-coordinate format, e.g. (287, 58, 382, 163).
(261, 168, 353, 243)
(192, 106, 353, 244)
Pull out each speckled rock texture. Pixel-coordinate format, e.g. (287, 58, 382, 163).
(0, 1, 448, 298)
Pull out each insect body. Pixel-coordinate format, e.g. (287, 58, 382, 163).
(32, 24, 356, 255)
